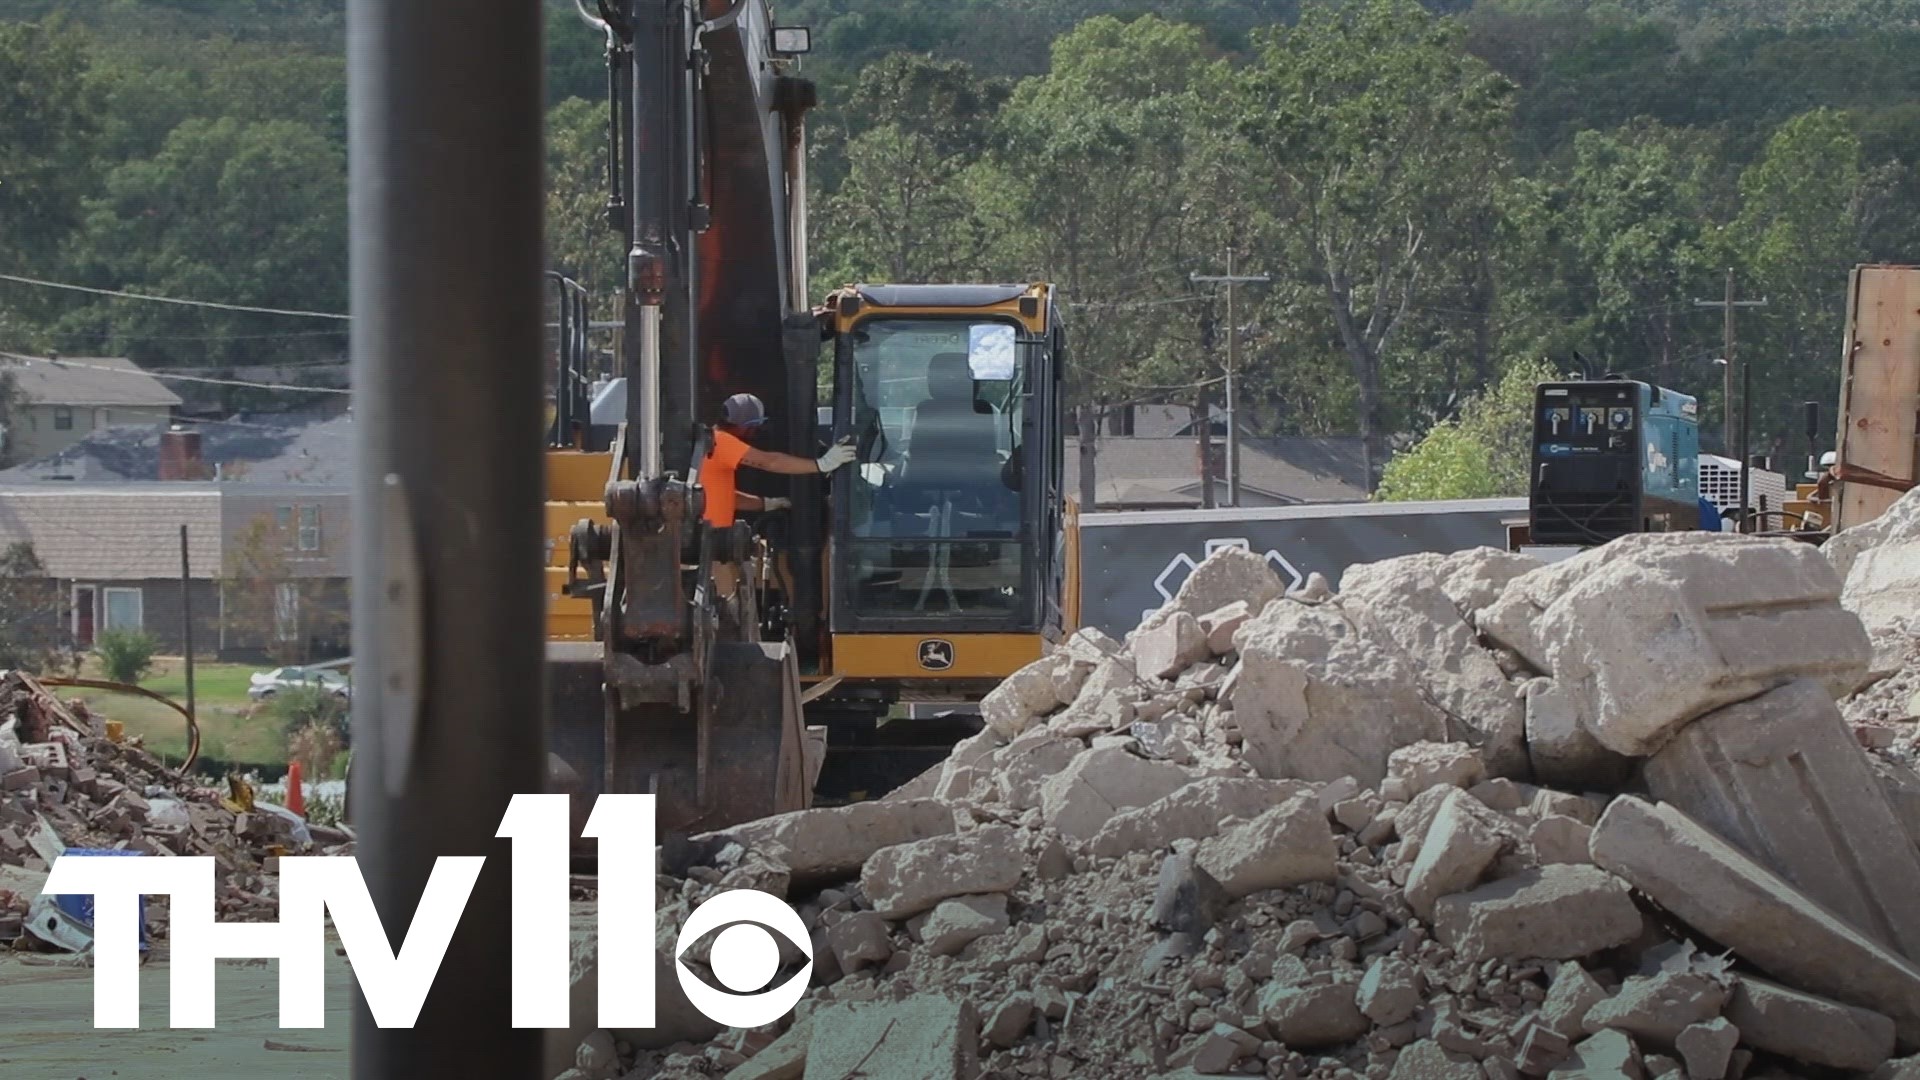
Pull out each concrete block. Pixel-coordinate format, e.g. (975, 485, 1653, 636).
(1387, 742, 1489, 797)
(915, 894, 1008, 957)
(1644, 678, 1920, 959)
(710, 799, 957, 886)
(861, 825, 1025, 920)
(1089, 777, 1307, 859)
(1530, 816, 1593, 866)
(726, 1019, 811, 1080)
(980, 654, 1074, 738)
(1135, 610, 1210, 680)
(1511, 534, 1871, 756)
(802, 995, 979, 1080)
(1196, 792, 1338, 898)
(982, 994, 1034, 1049)
(825, 911, 892, 972)
(1432, 865, 1643, 962)
(992, 735, 1085, 811)
(1038, 746, 1193, 841)
(1405, 789, 1506, 919)
(1151, 852, 1232, 937)
(1723, 976, 1895, 1072)
(1201, 601, 1253, 656)
(1541, 961, 1607, 1039)
(1589, 796, 1920, 1042)
(1357, 956, 1424, 1026)
(1258, 981, 1367, 1048)
(1872, 755, 1920, 854)
(1170, 546, 1290, 620)
(1229, 600, 1448, 786)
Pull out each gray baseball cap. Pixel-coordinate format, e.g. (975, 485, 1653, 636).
(722, 393, 767, 428)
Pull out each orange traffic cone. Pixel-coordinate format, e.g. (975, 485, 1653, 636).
(286, 761, 305, 817)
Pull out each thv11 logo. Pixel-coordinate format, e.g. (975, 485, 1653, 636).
(42, 794, 810, 1030)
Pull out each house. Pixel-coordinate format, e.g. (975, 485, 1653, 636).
(1071, 402, 1369, 510)
(0, 354, 182, 465)
(0, 481, 350, 660)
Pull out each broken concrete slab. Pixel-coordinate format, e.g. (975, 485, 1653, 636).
(1523, 678, 1634, 791)
(1672, 1019, 1736, 1080)
(982, 994, 1035, 1049)
(1723, 976, 1895, 1072)
(1089, 777, 1307, 859)
(1541, 962, 1608, 1040)
(1387, 742, 1489, 797)
(1580, 971, 1728, 1044)
(710, 799, 957, 887)
(1357, 956, 1424, 1026)
(979, 654, 1075, 739)
(1201, 601, 1253, 656)
(1643, 678, 1920, 959)
(1258, 980, 1368, 1048)
(1405, 789, 1506, 919)
(1501, 534, 1872, 756)
(1195, 791, 1338, 899)
(1038, 746, 1194, 841)
(1530, 815, 1593, 866)
(1338, 557, 1530, 778)
(1229, 599, 1448, 786)
(1431, 865, 1643, 962)
(861, 824, 1026, 920)
(1135, 610, 1211, 680)
(1590, 796, 1920, 1042)
(1547, 1030, 1642, 1080)
(726, 1019, 812, 1080)
(915, 894, 1009, 958)
(1168, 545, 1290, 620)
(992, 735, 1085, 811)
(825, 911, 893, 972)
(1151, 851, 1233, 937)
(1873, 756, 1920, 854)
(1389, 1040, 1484, 1080)
(802, 995, 979, 1080)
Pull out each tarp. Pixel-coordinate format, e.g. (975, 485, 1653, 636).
(1076, 498, 1527, 635)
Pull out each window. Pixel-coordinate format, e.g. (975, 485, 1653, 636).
(297, 506, 321, 552)
(1107, 406, 1135, 437)
(102, 587, 143, 632)
(275, 582, 301, 643)
(839, 318, 1029, 620)
(53, 407, 73, 431)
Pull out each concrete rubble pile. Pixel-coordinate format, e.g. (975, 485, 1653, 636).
(0, 670, 349, 948)
(549, 524, 1920, 1080)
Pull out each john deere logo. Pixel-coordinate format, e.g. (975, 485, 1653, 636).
(918, 639, 955, 671)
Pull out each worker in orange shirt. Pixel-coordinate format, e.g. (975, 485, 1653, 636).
(702, 392, 856, 527)
(703, 393, 855, 599)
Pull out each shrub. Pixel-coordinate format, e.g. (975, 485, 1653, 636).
(268, 685, 347, 741)
(93, 629, 158, 684)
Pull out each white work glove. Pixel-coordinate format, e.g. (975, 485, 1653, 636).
(815, 442, 858, 473)
(761, 496, 792, 511)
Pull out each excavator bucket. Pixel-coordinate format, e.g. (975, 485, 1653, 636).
(600, 640, 810, 836)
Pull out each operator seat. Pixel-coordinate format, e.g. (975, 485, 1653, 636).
(904, 353, 1000, 513)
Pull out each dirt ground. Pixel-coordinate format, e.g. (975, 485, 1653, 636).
(0, 948, 353, 1080)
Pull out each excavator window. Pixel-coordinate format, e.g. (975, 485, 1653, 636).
(834, 317, 1038, 626)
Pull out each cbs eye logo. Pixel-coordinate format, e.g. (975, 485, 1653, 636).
(675, 890, 815, 1028)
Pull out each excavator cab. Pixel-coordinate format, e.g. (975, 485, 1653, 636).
(815, 283, 1069, 712)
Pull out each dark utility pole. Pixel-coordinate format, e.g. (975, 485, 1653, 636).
(1192, 251, 1270, 507)
(1694, 269, 1767, 531)
(347, 1, 546, 1076)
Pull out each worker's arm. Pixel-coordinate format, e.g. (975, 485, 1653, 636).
(736, 491, 767, 510)
(741, 440, 858, 476)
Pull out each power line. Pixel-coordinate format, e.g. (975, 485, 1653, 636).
(0, 272, 351, 321)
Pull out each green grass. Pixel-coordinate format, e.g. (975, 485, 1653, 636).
(64, 656, 289, 770)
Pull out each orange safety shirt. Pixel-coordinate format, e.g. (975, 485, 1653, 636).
(700, 428, 753, 528)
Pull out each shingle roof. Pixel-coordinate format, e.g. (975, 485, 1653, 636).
(0, 412, 350, 483)
(0, 354, 183, 409)
(0, 485, 223, 578)
(1066, 435, 1368, 508)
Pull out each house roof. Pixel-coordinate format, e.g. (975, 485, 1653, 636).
(1067, 435, 1369, 508)
(0, 486, 224, 579)
(0, 354, 183, 409)
(0, 412, 351, 484)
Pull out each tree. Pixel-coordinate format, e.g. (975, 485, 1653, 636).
(1377, 355, 1563, 501)
(222, 514, 344, 662)
(56, 115, 347, 367)
(0, 542, 64, 671)
(0, 18, 102, 332)
(1235, 0, 1516, 485)
(546, 96, 624, 319)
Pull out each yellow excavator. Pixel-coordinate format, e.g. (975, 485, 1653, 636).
(541, 0, 1076, 837)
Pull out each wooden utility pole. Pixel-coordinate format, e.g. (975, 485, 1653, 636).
(1694, 269, 1767, 453)
(179, 525, 195, 723)
(1192, 251, 1270, 507)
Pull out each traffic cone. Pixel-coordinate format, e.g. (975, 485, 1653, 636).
(286, 761, 305, 817)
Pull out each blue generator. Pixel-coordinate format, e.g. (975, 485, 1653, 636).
(1529, 380, 1700, 545)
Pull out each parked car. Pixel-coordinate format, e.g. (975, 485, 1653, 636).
(248, 666, 351, 701)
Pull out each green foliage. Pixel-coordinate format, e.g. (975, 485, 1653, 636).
(94, 628, 158, 684)
(270, 684, 346, 740)
(1377, 356, 1563, 500)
